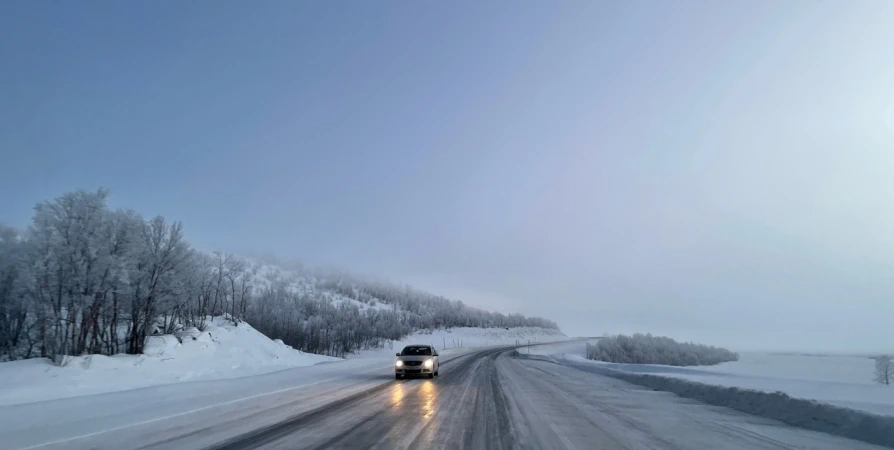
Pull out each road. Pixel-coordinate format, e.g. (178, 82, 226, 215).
(204, 347, 878, 450)
(2, 345, 885, 450)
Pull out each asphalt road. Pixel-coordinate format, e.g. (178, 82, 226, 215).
(202, 347, 884, 450)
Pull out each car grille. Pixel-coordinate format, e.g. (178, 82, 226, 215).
(404, 361, 423, 366)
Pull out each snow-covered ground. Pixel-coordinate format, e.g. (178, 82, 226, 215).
(0, 322, 565, 408)
(530, 341, 894, 447)
(650, 353, 894, 417)
(535, 341, 894, 417)
(349, 326, 567, 359)
(528, 338, 592, 357)
(578, 351, 894, 417)
(0, 317, 338, 407)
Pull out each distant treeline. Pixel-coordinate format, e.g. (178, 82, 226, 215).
(0, 189, 558, 362)
(246, 278, 558, 357)
(586, 334, 738, 366)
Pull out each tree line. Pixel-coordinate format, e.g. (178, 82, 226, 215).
(0, 189, 558, 361)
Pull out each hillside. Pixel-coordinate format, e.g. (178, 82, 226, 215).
(237, 255, 560, 357)
(0, 189, 560, 362)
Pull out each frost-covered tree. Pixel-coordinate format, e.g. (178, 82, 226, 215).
(0, 189, 560, 362)
(0, 224, 33, 360)
(28, 189, 125, 360)
(586, 334, 738, 366)
(124, 216, 192, 354)
(875, 355, 893, 385)
(1, 190, 198, 359)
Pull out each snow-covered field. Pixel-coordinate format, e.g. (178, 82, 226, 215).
(527, 341, 894, 447)
(536, 341, 894, 417)
(585, 352, 894, 417)
(0, 320, 565, 408)
(665, 353, 894, 417)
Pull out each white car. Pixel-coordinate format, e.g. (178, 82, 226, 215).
(395, 345, 440, 379)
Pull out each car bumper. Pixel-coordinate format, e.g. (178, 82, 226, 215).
(396, 367, 433, 376)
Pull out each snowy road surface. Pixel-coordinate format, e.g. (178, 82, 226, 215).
(1, 346, 884, 450)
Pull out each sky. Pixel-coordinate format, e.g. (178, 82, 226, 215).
(2, 1, 894, 352)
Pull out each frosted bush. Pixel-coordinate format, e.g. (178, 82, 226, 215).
(586, 333, 738, 366)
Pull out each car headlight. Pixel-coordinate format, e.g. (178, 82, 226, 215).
(424, 359, 434, 368)
(395, 360, 404, 367)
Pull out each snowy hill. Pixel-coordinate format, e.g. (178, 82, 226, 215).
(231, 255, 560, 357)
(243, 258, 393, 312)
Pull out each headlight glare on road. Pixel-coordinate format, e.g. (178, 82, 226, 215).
(395, 360, 403, 367)
(424, 359, 434, 368)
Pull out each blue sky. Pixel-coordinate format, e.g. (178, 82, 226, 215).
(3, 1, 894, 350)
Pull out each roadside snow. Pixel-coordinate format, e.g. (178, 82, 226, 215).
(525, 342, 894, 448)
(0, 317, 337, 407)
(653, 353, 894, 417)
(559, 354, 894, 448)
(584, 352, 894, 417)
(535, 342, 894, 418)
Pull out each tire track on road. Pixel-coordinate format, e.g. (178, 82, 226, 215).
(206, 347, 511, 450)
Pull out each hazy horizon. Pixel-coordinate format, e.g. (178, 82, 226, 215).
(4, 1, 894, 353)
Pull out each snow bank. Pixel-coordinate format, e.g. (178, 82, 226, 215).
(564, 355, 894, 448)
(569, 352, 894, 417)
(528, 338, 592, 357)
(0, 317, 337, 406)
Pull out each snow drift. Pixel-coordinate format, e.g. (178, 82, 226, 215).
(0, 316, 337, 406)
(566, 356, 894, 448)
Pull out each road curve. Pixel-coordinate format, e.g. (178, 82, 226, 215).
(204, 347, 885, 450)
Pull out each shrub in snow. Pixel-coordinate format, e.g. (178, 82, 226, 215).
(874, 355, 893, 385)
(586, 333, 738, 366)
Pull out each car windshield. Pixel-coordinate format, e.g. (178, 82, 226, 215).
(400, 346, 432, 356)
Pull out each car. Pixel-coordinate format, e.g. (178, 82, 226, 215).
(395, 345, 439, 379)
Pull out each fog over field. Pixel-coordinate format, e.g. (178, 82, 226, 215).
(3, 1, 894, 352)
